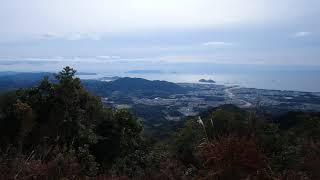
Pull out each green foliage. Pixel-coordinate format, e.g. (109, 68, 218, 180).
(168, 104, 320, 179)
(203, 105, 251, 138)
(198, 136, 270, 180)
(0, 67, 319, 179)
(170, 118, 204, 166)
(0, 66, 144, 177)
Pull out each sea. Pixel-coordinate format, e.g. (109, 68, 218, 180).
(1, 59, 319, 92)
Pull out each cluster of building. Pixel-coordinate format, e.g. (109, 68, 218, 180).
(102, 83, 320, 122)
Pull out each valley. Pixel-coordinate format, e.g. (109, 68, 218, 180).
(96, 78, 320, 133)
(0, 71, 319, 130)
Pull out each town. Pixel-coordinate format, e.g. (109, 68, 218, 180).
(102, 82, 320, 126)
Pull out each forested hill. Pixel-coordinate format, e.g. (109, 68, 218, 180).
(0, 72, 187, 96)
(0, 72, 54, 92)
(106, 77, 185, 93)
(83, 77, 187, 97)
(0, 67, 319, 179)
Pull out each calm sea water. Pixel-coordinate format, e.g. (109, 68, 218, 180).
(79, 71, 320, 92)
(1, 60, 319, 92)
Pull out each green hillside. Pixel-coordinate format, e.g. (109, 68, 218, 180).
(0, 67, 319, 179)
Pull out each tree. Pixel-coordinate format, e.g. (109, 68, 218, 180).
(198, 135, 270, 180)
(0, 67, 145, 177)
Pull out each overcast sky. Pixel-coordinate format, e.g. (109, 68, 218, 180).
(0, 0, 320, 66)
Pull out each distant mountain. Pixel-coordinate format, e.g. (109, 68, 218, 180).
(126, 70, 162, 74)
(107, 77, 184, 92)
(0, 72, 187, 97)
(199, 79, 216, 83)
(98, 76, 121, 81)
(83, 77, 187, 97)
(75, 72, 97, 75)
(0, 72, 54, 92)
(0, 71, 20, 77)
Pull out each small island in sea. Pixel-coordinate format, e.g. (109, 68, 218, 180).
(75, 72, 97, 75)
(98, 76, 121, 81)
(199, 79, 216, 83)
(126, 70, 162, 74)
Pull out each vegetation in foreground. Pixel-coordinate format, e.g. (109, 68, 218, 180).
(0, 67, 319, 179)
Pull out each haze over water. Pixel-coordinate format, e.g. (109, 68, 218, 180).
(1, 1, 320, 92)
(1, 59, 319, 92)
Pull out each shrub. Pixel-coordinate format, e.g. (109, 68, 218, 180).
(198, 135, 271, 180)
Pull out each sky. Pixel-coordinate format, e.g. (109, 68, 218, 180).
(0, 0, 320, 67)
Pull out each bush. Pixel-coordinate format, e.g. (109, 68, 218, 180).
(198, 135, 271, 180)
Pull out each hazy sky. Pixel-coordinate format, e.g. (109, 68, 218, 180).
(0, 0, 320, 66)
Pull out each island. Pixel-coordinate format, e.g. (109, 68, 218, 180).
(199, 79, 216, 83)
(98, 76, 121, 81)
(126, 70, 162, 74)
(75, 72, 97, 75)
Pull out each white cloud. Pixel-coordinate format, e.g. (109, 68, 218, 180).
(40, 32, 101, 41)
(1, 0, 317, 38)
(66, 34, 84, 41)
(202, 41, 234, 46)
(156, 55, 266, 64)
(293, 31, 312, 38)
(42, 32, 60, 39)
(96, 55, 121, 60)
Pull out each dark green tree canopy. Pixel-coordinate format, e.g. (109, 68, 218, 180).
(0, 67, 144, 172)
